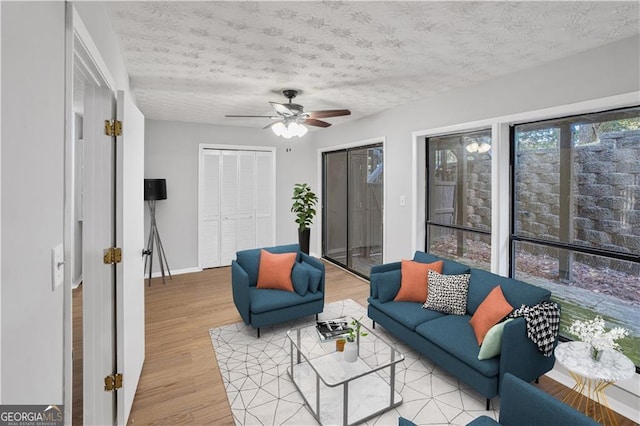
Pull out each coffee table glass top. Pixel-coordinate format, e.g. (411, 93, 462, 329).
(286, 321, 403, 386)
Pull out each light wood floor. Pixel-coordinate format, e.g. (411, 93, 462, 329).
(74, 261, 637, 425)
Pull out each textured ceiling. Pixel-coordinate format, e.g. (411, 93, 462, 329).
(106, 1, 640, 128)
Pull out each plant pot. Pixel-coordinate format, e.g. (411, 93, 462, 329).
(344, 340, 358, 362)
(335, 339, 346, 352)
(298, 228, 311, 254)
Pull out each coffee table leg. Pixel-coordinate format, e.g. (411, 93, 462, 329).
(316, 374, 320, 420)
(343, 381, 349, 426)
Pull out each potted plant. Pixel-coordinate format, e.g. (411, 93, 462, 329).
(344, 317, 368, 362)
(291, 183, 318, 254)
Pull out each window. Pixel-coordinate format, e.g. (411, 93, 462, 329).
(512, 106, 640, 367)
(426, 129, 492, 270)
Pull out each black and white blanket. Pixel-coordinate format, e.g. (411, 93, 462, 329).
(508, 301, 560, 357)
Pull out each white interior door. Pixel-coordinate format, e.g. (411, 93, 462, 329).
(220, 151, 238, 265)
(255, 151, 275, 247)
(198, 147, 275, 268)
(199, 150, 221, 268)
(82, 85, 116, 426)
(115, 90, 145, 425)
(237, 151, 256, 251)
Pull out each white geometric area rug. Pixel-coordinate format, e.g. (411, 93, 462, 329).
(209, 299, 499, 426)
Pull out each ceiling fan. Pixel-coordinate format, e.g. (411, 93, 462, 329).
(225, 89, 351, 138)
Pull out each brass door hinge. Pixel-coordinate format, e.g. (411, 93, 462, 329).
(103, 247, 122, 264)
(104, 373, 123, 391)
(104, 119, 122, 136)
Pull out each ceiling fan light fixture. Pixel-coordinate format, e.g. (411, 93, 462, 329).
(272, 121, 286, 136)
(477, 142, 491, 153)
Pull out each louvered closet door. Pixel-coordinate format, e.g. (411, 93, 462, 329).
(200, 150, 221, 268)
(199, 148, 275, 268)
(255, 151, 274, 247)
(237, 151, 256, 251)
(220, 151, 239, 265)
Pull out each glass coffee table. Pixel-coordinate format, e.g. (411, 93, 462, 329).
(286, 321, 403, 426)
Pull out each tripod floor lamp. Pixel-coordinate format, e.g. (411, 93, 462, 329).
(144, 178, 171, 285)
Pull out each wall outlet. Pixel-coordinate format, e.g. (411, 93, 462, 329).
(51, 243, 64, 291)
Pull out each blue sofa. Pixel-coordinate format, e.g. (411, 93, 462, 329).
(231, 244, 325, 337)
(368, 251, 558, 409)
(400, 373, 598, 426)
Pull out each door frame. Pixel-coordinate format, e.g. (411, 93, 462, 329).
(197, 144, 276, 269)
(63, 4, 117, 424)
(316, 137, 387, 268)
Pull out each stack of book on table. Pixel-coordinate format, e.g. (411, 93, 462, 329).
(316, 317, 352, 341)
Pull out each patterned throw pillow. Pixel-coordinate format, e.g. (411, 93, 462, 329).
(423, 270, 470, 316)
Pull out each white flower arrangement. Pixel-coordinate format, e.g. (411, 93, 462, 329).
(568, 316, 629, 352)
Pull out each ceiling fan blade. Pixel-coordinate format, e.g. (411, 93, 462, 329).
(225, 114, 279, 118)
(306, 109, 351, 119)
(270, 102, 294, 116)
(304, 118, 332, 128)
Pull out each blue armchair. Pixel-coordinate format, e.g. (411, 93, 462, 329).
(231, 244, 325, 337)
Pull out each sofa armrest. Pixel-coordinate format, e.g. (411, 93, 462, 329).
(499, 318, 556, 391)
(369, 261, 401, 298)
(231, 260, 251, 325)
(300, 253, 326, 293)
(371, 261, 401, 275)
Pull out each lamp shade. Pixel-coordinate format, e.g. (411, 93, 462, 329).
(144, 179, 167, 200)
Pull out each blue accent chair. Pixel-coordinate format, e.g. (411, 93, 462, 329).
(231, 244, 325, 337)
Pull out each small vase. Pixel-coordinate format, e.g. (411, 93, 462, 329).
(344, 340, 358, 362)
(590, 345, 602, 361)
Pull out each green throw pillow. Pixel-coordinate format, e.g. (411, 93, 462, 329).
(478, 318, 514, 360)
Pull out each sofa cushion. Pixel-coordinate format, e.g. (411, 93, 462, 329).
(300, 261, 322, 293)
(467, 268, 551, 315)
(374, 269, 402, 302)
(256, 250, 296, 291)
(423, 271, 470, 316)
(478, 319, 513, 360)
(291, 263, 309, 296)
(395, 260, 443, 303)
(416, 315, 500, 377)
(249, 287, 323, 314)
(369, 298, 445, 330)
(236, 244, 300, 286)
(469, 286, 514, 344)
(413, 251, 470, 275)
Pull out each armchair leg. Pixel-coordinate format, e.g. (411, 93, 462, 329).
(316, 314, 318, 321)
(257, 328, 260, 338)
(535, 377, 539, 384)
(486, 399, 490, 410)
(372, 321, 376, 329)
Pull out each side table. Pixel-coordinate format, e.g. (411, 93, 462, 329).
(555, 341, 635, 426)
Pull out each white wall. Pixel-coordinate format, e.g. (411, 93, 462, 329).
(312, 34, 640, 262)
(145, 119, 315, 273)
(1, 1, 66, 404)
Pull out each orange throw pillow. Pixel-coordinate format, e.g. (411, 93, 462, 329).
(256, 250, 296, 292)
(469, 286, 514, 345)
(394, 260, 443, 303)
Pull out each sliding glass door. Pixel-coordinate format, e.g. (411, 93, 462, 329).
(323, 144, 383, 277)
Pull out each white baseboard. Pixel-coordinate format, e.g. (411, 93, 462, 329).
(545, 363, 639, 423)
(149, 267, 202, 278)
